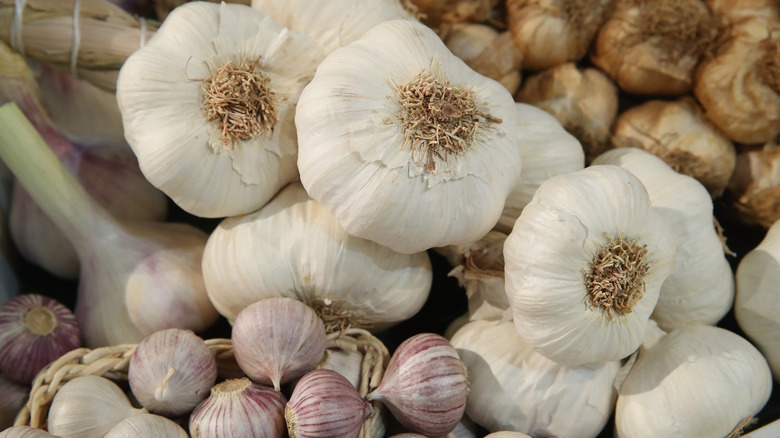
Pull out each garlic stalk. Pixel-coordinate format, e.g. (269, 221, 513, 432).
(104, 413, 188, 438)
(727, 139, 780, 228)
(0, 374, 28, 430)
(0, 103, 218, 347)
(444, 24, 523, 94)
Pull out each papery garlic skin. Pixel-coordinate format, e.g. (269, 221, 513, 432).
(504, 165, 677, 365)
(447, 231, 509, 321)
(203, 182, 432, 329)
(736, 219, 780, 379)
(727, 140, 780, 228)
(706, 0, 779, 23)
(104, 413, 188, 438)
(117, 2, 325, 218)
(444, 24, 523, 94)
(296, 19, 521, 254)
(615, 325, 772, 438)
(0, 427, 57, 438)
(593, 148, 734, 330)
(450, 319, 619, 437)
(611, 98, 736, 198)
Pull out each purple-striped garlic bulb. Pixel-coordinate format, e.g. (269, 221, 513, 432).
(189, 378, 287, 438)
(232, 298, 326, 390)
(367, 333, 468, 436)
(0, 294, 81, 384)
(128, 328, 217, 416)
(285, 369, 373, 438)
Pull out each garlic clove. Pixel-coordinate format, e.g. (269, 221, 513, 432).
(48, 375, 146, 438)
(316, 347, 364, 390)
(0, 294, 81, 384)
(104, 413, 188, 438)
(128, 328, 217, 416)
(367, 333, 468, 436)
(232, 298, 326, 390)
(0, 427, 57, 438)
(286, 369, 373, 438)
(189, 378, 287, 438)
(0, 374, 29, 430)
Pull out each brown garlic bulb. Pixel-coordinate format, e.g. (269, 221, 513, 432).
(694, 16, 780, 145)
(591, 0, 721, 96)
(408, 0, 499, 30)
(516, 62, 618, 161)
(611, 97, 736, 197)
(506, 0, 613, 71)
(705, 0, 779, 23)
(726, 139, 780, 228)
(444, 24, 523, 94)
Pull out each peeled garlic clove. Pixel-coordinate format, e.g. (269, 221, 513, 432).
(190, 378, 287, 438)
(615, 325, 772, 437)
(286, 369, 372, 438)
(233, 298, 326, 390)
(0, 374, 29, 430)
(128, 328, 217, 416)
(0, 294, 81, 384)
(444, 24, 523, 94)
(727, 139, 780, 228)
(48, 375, 146, 438)
(0, 427, 57, 438)
(104, 413, 188, 438)
(367, 333, 468, 436)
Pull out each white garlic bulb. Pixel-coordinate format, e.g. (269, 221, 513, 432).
(593, 148, 734, 330)
(203, 182, 432, 330)
(0, 427, 57, 438)
(615, 324, 772, 438)
(504, 165, 677, 365)
(450, 319, 620, 437)
(104, 413, 188, 438)
(296, 19, 521, 254)
(117, 2, 325, 218)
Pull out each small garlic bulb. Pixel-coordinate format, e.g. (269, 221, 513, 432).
(128, 328, 217, 416)
(286, 369, 372, 438)
(506, 0, 613, 70)
(504, 165, 677, 365)
(444, 24, 523, 94)
(232, 298, 326, 390)
(727, 139, 780, 228)
(610, 97, 736, 197)
(104, 413, 188, 438)
(48, 375, 146, 438)
(0, 427, 57, 438)
(189, 378, 287, 438)
(367, 333, 468, 436)
(515, 63, 618, 162)
(0, 294, 81, 384)
(615, 325, 772, 437)
(407, 0, 497, 30)
(450, 319, 619, 437)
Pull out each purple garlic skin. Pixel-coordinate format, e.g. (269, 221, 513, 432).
(189, 378, 287, 438)
(286, 369, 373, 438)
(232, 298, 326, 390)
(0, 294, 81, 383)
(367, 333, 468, 437)
(0, 374, 30, 430)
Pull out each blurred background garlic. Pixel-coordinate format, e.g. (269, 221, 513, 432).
(444, 24, 523, 95)
(506, 0, 613, 71)
(610, 97, 737, 197)
(515, 63, 617, 162)
(591, 0, 721, 96)
(593, 148, 734, 330)
(405, 0, 498, 32)
(727, 138, 780, 228)
(694, 16, 780, 145)
(117, 2, 325, 218)
(0, 374, 28, 430)
(705, 0, 780, 24)
(450, 319, 620, 437)
(295, 19, 521, 254)
(202, 182, 432, 330)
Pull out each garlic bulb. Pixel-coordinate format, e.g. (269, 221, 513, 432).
(694, 17, 780, 145)
(316, 347, 364, 389)
(706, 0, 779, 23)
(232, 298, 326, 390)
(735, 219, 780, 379)
(591, 0, 721, 96)
(610, 97, 736, 197)
(504, 165, 677, 365)
(297, 19, 521, 254)
(251, 0, 416, 55)
(450, 319, 620, 437)
(48, 375, 146, 438)
(117, 2, 325, 218)
(367, 333, 468, 436)
(286, 369, 372, 438)
(593, 148, 734, 330)
(727, 139, 780, 228)
(485, 433, 532, 438)
(615, 324, 772, 437)
(0, 374, 28, 430)
(407, 0, 497, 30)
(190, 378, 287, 438)
(0, 427, 56, 438)
(0, 294, 81, 384)
(515, 63, 618, 162)
(506, 0, 613, 70)
(444, 24, 523, 94)
(128, 328, 217, 416)
(203, 182, 432, 329)
(104, 413, 188, 438)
